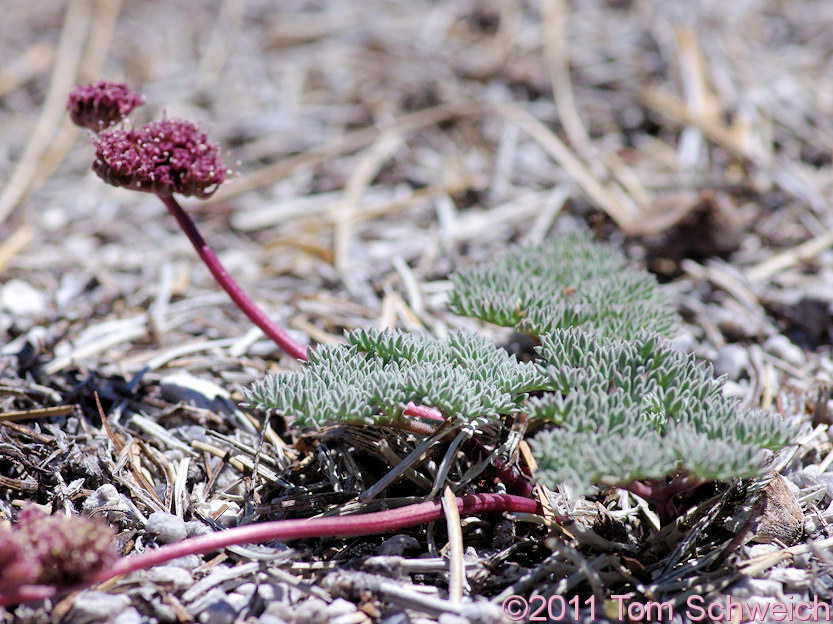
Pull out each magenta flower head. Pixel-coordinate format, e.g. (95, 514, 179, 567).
(0, 506, 118, 588)
(67, 80, 146, 131)
(92, 118, 228, 198)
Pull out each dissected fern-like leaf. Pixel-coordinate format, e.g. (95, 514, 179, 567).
(449, 231, 679, 339)
(245, 329, 543, 428)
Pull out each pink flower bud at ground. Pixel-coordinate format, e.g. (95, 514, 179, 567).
(67, 80, 146, 131)
(93, 118, 228, 198)
(0, 506, 119, 588)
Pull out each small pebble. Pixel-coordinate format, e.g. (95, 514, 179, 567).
(328, 598, 357, 618)
(713, 343, 748, 380)
(166, 554, 202, 569)
(234, 583, 257, 599)
(379, 534, 420, 556)
(226, 591, 252, 612)
(728, 578, 782, 600)
(764, 335, 805, 367)
(161, 373, 230, 410)
(0, 279, 46, 316)
(804, 514, 826, 536)
(293, 598, 330, 624)
(185, 519, 213, 537)
(69, 591, 131, 624)
(145, 510, 187, 543)
(748, 543, 780, 558)
(113, 608, 146, 624)
(257, 583, 287, 602)
(263, 601, 294, 622)
(259, 617, 289, 624)
(438, 614, 470, 624)
(199, 599, 237, 624)
(140, 565, 194, 588)
(379, 613, 410, 624)
(670, 327, 698, 354)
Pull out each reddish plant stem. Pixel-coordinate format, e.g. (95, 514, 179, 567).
(1, 494, 542, 607)
(159, 194, 309, 361)
(160, 197, 463, 436)
(93, 494, 540, 585)
(403, 402, 444, 421)
(621, 476, 705, 522)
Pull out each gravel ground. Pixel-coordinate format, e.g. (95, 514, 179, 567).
(4, 1, 833, 622)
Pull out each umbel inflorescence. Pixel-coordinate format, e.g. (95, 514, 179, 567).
(68, 81, 307, 360)
(247, 231, 797, 514)
(0, 507, 116, 590)
(92, 118, 227, 198)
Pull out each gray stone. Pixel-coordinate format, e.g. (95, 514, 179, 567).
(83, 483, 146, 525)
(113, 608, 146, 624)
(669, 328, 698, 354)
(748, 543, 780, 558)
(69, 591, 131, 624)
(161, 373, 231, 410)
(713, 343, 749, 380)
(234, 582, 257, 599)
(257, 583, 287, 602)
(293, 598, 330, 624)
(146, 510, 188, 543)
(379, 534, 420, 556)
(438, 615, 470, 624)
(328, 598, 357, 617)
(227, 591, 254, 613)
(199, 599, 237, 624)
(140, 565, 194, 588)
(185, 519, 213, 537)
(379, 613, 410, 624)
(0, 279, 45, 316)
(728, 578, 782, 600)
(166, 554, 202, 569)
(264, 602, 294, 621)
(764, 335, 805, 367)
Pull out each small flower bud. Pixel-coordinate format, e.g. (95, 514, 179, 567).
(93, 118, 228, 198)
(67, 80, 146, 131)
(2, 505, 119, 587)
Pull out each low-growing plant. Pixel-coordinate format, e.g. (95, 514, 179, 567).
(0, 81, 796, 609)
(247, 230, 798, 519)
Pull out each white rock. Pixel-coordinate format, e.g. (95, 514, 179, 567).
(199, 599, 237, 624)
(186, 520, 213, 537)
(69, 591, 131, 624)
(0, 279, 45, 315)
(748, 543, 780, 558)
(769, 567, 809, 590)
(713, 344, 749, 380)
(328, 598, 357, 617)
(140, 565, 194, 588)
(146, 510, 187, 543)
(764, 335, 805, 367)
(728, 578, 782, 600)
(113, 607, 145, 624)
(293, 598, 330, 624)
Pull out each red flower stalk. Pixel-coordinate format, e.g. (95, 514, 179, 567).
(67, 81, 146, 131)
(0, 494, 544, 606)
(72, 89, 309, 359)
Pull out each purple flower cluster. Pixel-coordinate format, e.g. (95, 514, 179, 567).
(67, 80, 146, 131)
(0, 506, 117, 589)
(93, 118, 228, 198)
